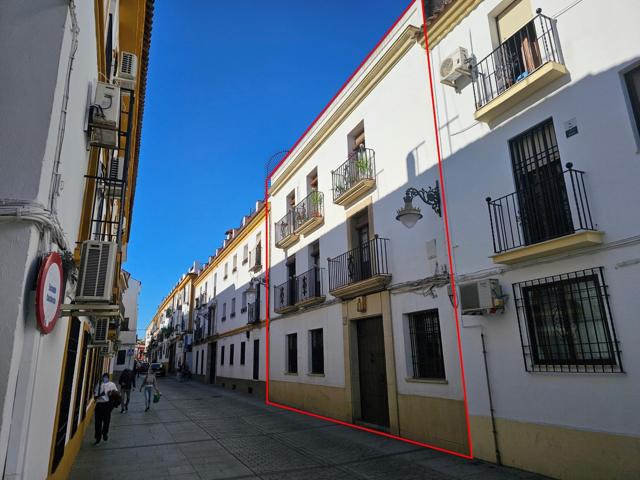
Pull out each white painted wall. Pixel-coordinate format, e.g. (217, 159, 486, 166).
(430, 0, 640, 438)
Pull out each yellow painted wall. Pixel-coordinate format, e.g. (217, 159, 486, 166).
(398, 394, 468, 454)
(470, 415, 640, 480)
(269, 380, 349, 421)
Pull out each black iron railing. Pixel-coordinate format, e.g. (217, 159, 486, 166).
(295, 267, 324, 304)
(294, 191, 324, 228)
(194, 327, 203, 343)
(328, 237, 390, 292)
(250, 243, 262, 271)
(486, 164, 594, 254)
(275, 210, 296, 245)
(473, 13, 561, 110)
(247, 301, 259, 324)
(332, 147, 376, 202)
(273, 278, 297, 313)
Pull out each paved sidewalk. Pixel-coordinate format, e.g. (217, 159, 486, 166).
(70, 378, 547, 480)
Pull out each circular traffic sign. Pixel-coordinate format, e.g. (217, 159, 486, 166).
(35, 252, 64, 334)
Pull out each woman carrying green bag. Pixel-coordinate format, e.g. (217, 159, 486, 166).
(140, 370, 160, 412)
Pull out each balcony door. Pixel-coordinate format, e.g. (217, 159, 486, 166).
(510, 119, 573, 246)
(349, 209, 371, 283)
(494, 0, 541, 90)
(286, 256, 296, 306)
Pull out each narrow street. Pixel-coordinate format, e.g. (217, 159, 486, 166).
(70, 379, 545, 480)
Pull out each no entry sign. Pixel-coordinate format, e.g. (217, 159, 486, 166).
(35, 252, 64, 334)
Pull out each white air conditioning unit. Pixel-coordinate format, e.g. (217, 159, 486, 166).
(440, 47, 472, 88)
(114, 51, 138, 90)
(98, 340, 113, 357)
(99, 154, 125, 197)
(453, 279, 505, 315)
(76, 241, 118, 302)
(92, 317, 109, 343)
(89, 82, 121, 148)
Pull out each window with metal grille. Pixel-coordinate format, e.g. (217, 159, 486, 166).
(408, 310, 445, 379)
(240, 341, 246, 365)
(286, 333, 297, 374)
(309, 329, 324, 374)
(513, 267, 622, 373)
(230, 344, 235, 365)
(221, 345, 225, 366)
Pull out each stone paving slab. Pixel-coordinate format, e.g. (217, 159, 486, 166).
(70, 378, 550, 480)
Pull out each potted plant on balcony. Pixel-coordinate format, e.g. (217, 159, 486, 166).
(309, 191, 322, 216)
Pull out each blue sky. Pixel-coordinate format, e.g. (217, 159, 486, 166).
(126, 0, 412, 335)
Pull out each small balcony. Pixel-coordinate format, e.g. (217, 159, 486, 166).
(293, 191, 324, 236)
(328, 236, 391, 299)
(486, 164, 603, 265)
(275, 210, 299, 249)
(472, 13, 568, 123)
(247, 301, 260, 324)
(249, 243, 262, 273)
(273, 279, 297, 314)
(332, 147, 376, 206)
(294, 267, 325, 308)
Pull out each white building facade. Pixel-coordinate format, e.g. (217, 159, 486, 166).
(0, 0, 152, 478)
(112, 273, 141, 373)
(428, 0, 640, 478)
(192, 203, 267, 395)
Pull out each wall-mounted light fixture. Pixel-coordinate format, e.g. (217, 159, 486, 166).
(395, 181, 441, 228)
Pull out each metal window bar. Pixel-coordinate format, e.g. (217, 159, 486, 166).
(513, 267, 622, 373)
(86, 88, 134, 243)
(472, 13, 561, 110)
(294, 191, 324, 228)
(487, 163, 594, 253)
(295, 267, 324, 304)
(328, 237, 390, 292)
(331, 147, 376, 202)
(408, 310, 446, 379)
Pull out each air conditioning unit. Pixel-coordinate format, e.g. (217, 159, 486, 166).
(454, 279, 505, 315)
(114, 51, 138, 90)
(440, 47, 472, 89)
(89, 82, 120, 148)
(92, 317, 109, 343)
(76, 241, 118, 302)
(98, 340, 113, 357)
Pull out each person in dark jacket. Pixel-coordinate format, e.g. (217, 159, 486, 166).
(118, 368, 136, 413)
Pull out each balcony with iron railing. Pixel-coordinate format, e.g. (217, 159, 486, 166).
(293, 191, 325, 236)
(273, 278, 298, 314)
(247, 301, 260, 324)
(328, 236, 391, 299)
(486, 163, 603, 264)
(249, 243, 262, 272)
(275, 210, 299, 249)
(472, 12, 567, 122)
(332, 147, 376, 206)
(273, 267, 326, 314)
(294, 267, 325, 308)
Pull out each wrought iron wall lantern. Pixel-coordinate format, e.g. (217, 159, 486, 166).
(395, 181, 442, 229)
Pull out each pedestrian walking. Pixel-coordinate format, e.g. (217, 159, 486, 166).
(118, 368, 136, 412)
(139, 370, 160, 411)
(93, 373, 118, 445)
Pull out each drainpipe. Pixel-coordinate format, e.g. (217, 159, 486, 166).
(481, 333, 502, 465)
